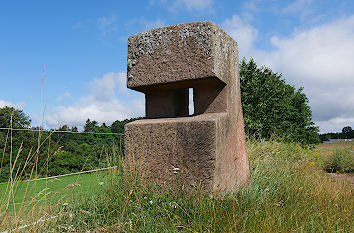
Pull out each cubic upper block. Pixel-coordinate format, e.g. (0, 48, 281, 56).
(127, 21, 238, 91)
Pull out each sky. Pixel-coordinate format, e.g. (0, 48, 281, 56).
(0, 0, 353, 133)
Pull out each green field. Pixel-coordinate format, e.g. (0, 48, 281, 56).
(0, 170, 113, 213)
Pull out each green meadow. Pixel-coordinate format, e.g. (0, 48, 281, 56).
(0, 170, 111, 214)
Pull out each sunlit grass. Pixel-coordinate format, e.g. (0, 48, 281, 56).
(49, 140, 353, 232)
(0, 171, 109, 212)
(1, 137, 353, 232)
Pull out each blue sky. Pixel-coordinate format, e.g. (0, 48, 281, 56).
(0, 0, 353, 133)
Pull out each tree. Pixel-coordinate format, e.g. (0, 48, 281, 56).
(84, 119, 92, 132)
(111, 118, 142, 134)
(342, 126, 353, 138)
(239, 58, 320, 144)
(58, 124, 70, 131)
(0, 106, 31, 128)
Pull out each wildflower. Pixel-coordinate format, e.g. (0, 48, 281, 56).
(129, 219, 133, 231)
(172, 166, 180, 174)
(169, 202, 178, 209)
(62, 203, 69, 206)
(98, 182, 104, 185)
(149, 200, 153, 204)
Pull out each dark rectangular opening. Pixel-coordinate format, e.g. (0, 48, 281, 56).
(145, 89, 189, 118)
(144, 77, 226, 119)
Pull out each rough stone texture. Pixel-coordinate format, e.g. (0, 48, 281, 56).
(125, 21, 249, 192)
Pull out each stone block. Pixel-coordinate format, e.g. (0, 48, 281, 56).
(125, 21, 249, 192)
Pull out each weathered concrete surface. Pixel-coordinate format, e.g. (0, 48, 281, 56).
(125, 21, 249, 192)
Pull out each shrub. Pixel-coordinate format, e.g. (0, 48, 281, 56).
(324, 148, 354, 173)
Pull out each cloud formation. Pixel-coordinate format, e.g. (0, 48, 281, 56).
(222, 14, 354, 133)
(0, 100, 25, 110)
(128, 17, 165, 31)
(46, 72, 144, 129)
(56, 92, 72, 102)
(282, 0, 313, 14)
(96, 16, 118, 35)
(222, 15, 258, 57)
(169, 0, 213, 12)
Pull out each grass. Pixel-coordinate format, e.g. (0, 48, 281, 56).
(316, 141, 354, 173)
(0, 170, 109, 212)
(1, 140, 353, 232)
(0, 169, 113, 232)
(316, 141, 354, 157)
(46, 140, 353, 232)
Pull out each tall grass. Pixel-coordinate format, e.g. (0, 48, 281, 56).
(0, 125, 121, 232)
(323, 147, 354, 173)
(50, 140, 353, 232)
(0, 114, 54, 231)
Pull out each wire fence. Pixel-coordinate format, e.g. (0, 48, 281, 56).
(0, 126, 125, 185)
(0, 127, 124, 135)
(0, 122, 126, 232)
(0, 166, 118, 185)
(1, 215, 58, 233)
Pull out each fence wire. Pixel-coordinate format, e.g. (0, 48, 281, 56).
(0, 127, 124, 135)
(0, 166, 118, 185)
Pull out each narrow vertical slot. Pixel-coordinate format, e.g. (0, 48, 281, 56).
(189, 88, 194, 116)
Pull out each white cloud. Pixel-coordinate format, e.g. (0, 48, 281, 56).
(316, 117, 354, 133)
(56, 92, 72, 102)
(222, 14, 354, 133)
(46, 72, 144, 129)
(97, 16, 118, 35)
(282, 0, 315, 22)
(89, 72, 129, 101)
(170, 0, 213, 12)
(141, 18, 165, 30)
(282, 0, 313, 14)
(0, 100, 26, 110)
(260, 18, 354, 87)
(222, 15, 259, 57)
(257, 16, 354, 133)
(128, 17, 165, 31)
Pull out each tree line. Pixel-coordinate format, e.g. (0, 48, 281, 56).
(0, 106, 139, 182)
(319, 126, 354, 142)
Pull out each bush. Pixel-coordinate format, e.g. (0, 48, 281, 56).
(324, 148, 354, 173)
